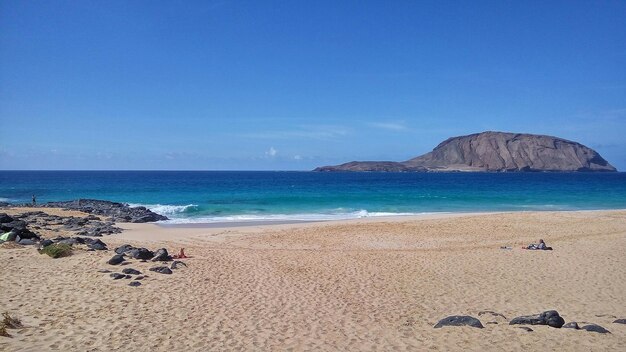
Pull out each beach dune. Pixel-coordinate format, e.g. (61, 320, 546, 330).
(1, 210, 625, 351)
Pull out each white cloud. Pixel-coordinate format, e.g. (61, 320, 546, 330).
(265, 147, 277, 157)
(367, 121, 408, 131)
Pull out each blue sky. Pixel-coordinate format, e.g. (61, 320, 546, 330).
(1, 0, 625, 170)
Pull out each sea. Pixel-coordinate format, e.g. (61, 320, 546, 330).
(1, 171, 625, 224)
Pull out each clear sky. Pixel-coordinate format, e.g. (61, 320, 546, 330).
(1, 0, 625, 170)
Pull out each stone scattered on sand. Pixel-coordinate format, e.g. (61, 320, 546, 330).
(122, 268, 141, 275)
(110, 273, 125, 280)
(150, 266, 173, 275)
(152, 248, 172, 262)
(562, 322, 580, 329)
(130, 247, 154, 260)
(135, 275, 145, 280)
(613, 319, 626, 324)
(115, 244, 134, 255)
(509, 310, 565, 328)
(517, 327, 533, 332)
(171, 260, 187, 269)
(86, 238, 107, 250)
(41, 239, 54, 248)
(107, 254, 125, 265)
(98, 269, 112, 273)
(434, 316, 484, 329)
(581, 324, 611, 334)
(129, 281, 141, 287)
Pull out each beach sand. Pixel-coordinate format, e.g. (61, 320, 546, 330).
(1, 209, 625, 351)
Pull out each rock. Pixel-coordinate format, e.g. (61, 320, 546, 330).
(0, 213, 14, 223)
(17, 238, 36, 245)
(128, 281, 141, 287)
(613, 319, 626, 324)
(517, 327, 533, 332)
(152, 248, 172, 262)
(562, 322, 580, 329)
(434, 316, 484, 329)
(110, 273, 125, 280)
(98, 269, 112, 273)
(41, 239, 54, 247)
(130, 247, 154, 260)
(40, 199, 168, 223)
(86, 239, 107, 250)
(581, 324, 611, 334)
(115, 244, 135, 255)
(149, 266, 173, 275)
(171, 260, 187, 269)
(509, 310, 565, 328)
(122, 268, 141, 275)
(124, 275, 132, 279)
(314, 131, 616, 172)
(107, 254, 125, 265)
(135, 275, 145, 280)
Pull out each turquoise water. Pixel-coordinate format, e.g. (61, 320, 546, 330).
(1, 171, 625, 223)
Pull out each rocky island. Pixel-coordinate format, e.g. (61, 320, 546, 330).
(314, 131, 616, 172)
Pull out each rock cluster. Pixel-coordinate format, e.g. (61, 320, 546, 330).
(11, 211, 122, 237)
(315, 131, 617, 172)
(40, 199, 168, 223)
(105, 245, 187, 286)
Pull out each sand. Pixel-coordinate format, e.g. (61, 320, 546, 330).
(1, 209, 625, 351)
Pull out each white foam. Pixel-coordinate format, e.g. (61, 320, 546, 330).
(128, 203, 198, 216)
(160, 210, 432, 224)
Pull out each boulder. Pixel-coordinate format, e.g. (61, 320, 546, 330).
(107, 254, 125, 265)
(122, 268, 141, 275)
(509, 310, 565, 328)
(434, 316, 484, 329)
(152, 248, 172, 262)
(110, 273, 125, 280)
(130, 248, 154, 260)
(115, 244, 135, 255)
(581, 324, 611, 334)
(613, 319, 626, 324)
(0, 213, 14, 223)
(149, 266, 173, 275)
(17, 238, 36, 245)
(128, 281, 141, 287)
(86, 239, 107, 250)
(41, 239, 54, 248)
(171, 260, 187, 269)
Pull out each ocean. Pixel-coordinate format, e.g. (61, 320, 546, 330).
(1, 171, 625, 223)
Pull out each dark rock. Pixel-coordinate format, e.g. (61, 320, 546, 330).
(124, 275, 132, 279)
(171, 260, 187, 269)
(98, 269, 112, 273)
(0, 213, 14, 223)
(87, 239, 107, 250)
(41, 239, 54, 247)
(149, 266, 173, 275)
(122, 268, 141, 275)
(18, 238, 36, 245)
(315, 131, 616, 172)
(581, 324, 611, 334)
(130, 247, 154, 260)
(434, 316, 484, 329)
(152, 248, 172, 262)
(562, 322, 580, 329)
(40, 199, 168, 223)
(135, 275, 145, 280)
(517, 327, 533, 332)
(110, 273, 125, 280)
(115, 244, 135, 255)
(128, 281, 141, 287)
(0, 220, 39, 239)
(107, 254, 125, 265)
(613, 319, 626, 324)
(509, 310, 565, 328)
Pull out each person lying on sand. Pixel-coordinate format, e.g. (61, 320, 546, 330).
(525, 239, 552, 250)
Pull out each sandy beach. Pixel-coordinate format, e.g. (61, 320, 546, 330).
(1, 209, 625, 351)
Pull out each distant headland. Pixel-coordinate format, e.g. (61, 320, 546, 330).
(314, 131, 616, 172)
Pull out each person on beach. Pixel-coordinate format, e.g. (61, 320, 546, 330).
(526, 239, 549, 250)
(32, 195, 36, 206)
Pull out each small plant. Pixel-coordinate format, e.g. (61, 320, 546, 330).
(39, 243, 73, 258)
(2, 312, 22, 329)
